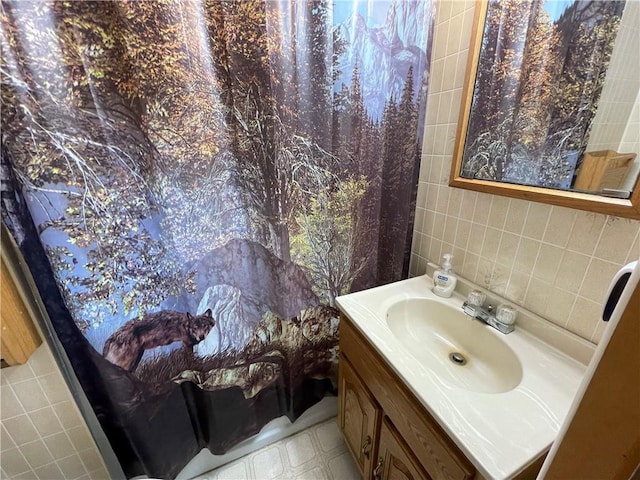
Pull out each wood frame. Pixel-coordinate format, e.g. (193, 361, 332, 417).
(449, 1, 640, 220)
(1, 249, 42, 365)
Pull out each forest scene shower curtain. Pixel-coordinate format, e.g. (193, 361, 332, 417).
(1, 0, 433, 477)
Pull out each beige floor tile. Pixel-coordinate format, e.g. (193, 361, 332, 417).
(200, 418, 356, 480)
(43, 431, 76, 460)
(33, 461, 65, 480)
(51, 401, 83, 429)
(29, 406, 65, 438)
(38, 373, 73, 405)
(295, 465, 329, 479)
(1, 387, 26, 420)
(20, 439, 54, 469)
(285, 432, 316, 468)
(213, 458, 250, 480)
(1, 425, 17, 452)
(327, 452, 360, 480)
(0, 364, 35, 385)
(12, 379, 50, 413)
(1, 448, 31, 477)
(3, 415, 39, 446)
(56, 453, 88, 479)
(88, 467, 111, 480)
(78, 447, 106, 473)
(312, 421, 343, 453)
(252, 446, 284, 479)
(29, 344, 59, 377)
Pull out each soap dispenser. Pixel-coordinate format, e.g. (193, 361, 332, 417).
(433, 254, 457, 298)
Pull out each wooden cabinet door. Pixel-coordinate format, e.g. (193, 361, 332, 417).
(339, 356, 381, 479)
(340, 315, 475, 480)
(0, 252, 41, 365)
(374, 418, 431, 480)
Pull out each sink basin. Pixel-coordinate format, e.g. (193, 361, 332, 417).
(386, 298, 522, 393)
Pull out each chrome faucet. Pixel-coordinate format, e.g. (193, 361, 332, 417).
(462, 301, 514, 334)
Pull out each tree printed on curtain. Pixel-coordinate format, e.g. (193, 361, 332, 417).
(0, 1, 433, 478)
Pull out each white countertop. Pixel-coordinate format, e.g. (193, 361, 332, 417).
(336, 275, 589, 480)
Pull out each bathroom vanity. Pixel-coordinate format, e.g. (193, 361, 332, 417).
(339, 314, 475, 480)
(336, 276, 593, 480)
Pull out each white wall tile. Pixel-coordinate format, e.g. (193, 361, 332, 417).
(522, 203, 551, 240)
(514, 238, 541, 273)
(626, 229, 640, 264)
(594, 218, 640, 263)
(545, 289, 577, 326)
(503, 200, 528, 235)
(473, 194, 491, 224)
(567, 212, 606, 256)
(568, 298, 603, 339)
(532, 244, 563, 282)
(505, 270, 530, 304)
(555, 252, 591, 293)
(543, 208, 577, 248)
(580, 259, 622, 304)
(496, 233, 519, 269)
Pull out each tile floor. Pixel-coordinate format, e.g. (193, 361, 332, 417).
(1, 343, 109, 480)
(192, 418, 359, 480)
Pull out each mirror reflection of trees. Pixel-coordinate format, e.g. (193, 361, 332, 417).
(462, 0, 625, 189)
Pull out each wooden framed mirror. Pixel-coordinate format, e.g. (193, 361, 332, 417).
(450, 1, 640, 219)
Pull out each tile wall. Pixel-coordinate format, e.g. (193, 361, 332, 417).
(1, 342, 109, 480)
(409, 0, 640, 345)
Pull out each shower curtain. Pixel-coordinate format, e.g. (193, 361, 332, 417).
(0, 0, 433, 477)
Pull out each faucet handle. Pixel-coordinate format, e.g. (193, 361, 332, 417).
(496, 304, 517, 325)
(467, 290, 486, 306)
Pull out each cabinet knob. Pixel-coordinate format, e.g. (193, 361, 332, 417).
(361, 435, 372, 459)
(373, 457, 384, 480)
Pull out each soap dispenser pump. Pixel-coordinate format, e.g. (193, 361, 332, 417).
(433, 253, 457, 298)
